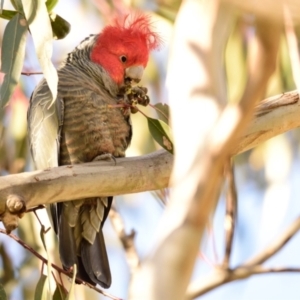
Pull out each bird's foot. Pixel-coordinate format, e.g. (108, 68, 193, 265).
(93, 153, 116, 165)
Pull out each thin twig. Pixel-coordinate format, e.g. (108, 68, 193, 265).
(0, 229, 122, 300)
(33, 210, 51, 233)
(187, 264, 300, 299)
(242, 216, 300, 267)
(187, 216, 300, 298)
(222, 161, 237, 269)
(207, 221, 219, 264)
(199, 252, 215, 268)
(21, 71, 43, 76)
(52, 271, 68, 295)
(107, 104, 131, 109)
(133, 106, 150, 118)
(41, 260, 45, 275)
(237, 265, 300, 275)
(152, 189, 168, 206)
(25, 205, 46, 213)
(109, 204, 139, 274)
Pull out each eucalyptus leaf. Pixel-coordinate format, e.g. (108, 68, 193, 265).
(10, 0, 23, 11)
(49, 12, 70, 40)
(34, 274, 48, 300)
(153, 103, 170, 124)
(155, 6, 177, 23)
(0, 9, 17, 20)
(0, 13, 27, 108)
(0, 244, 14, 283)
(53, 283, 67, 300)
(21, 0, 58, 105)
(66, 264, 77, 300)
(45, 0, 58, 12)
(147, 117, 174, 154)
(39, 226, 52, 298)
(0, 284, 7, 300)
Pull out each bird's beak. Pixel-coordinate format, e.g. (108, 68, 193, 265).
(125, 65, 144, 84)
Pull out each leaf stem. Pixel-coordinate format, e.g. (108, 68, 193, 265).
(21, 71, 43, 76)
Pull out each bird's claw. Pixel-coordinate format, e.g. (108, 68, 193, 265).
(93, 153, 116, 165)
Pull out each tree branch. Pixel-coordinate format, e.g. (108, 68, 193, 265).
(186, 215, 300, 298)
(109, 204, 140, 274)
(129, 2, 282, 299)
(0, 149, 172, 210)
(186, 264, 300, 299)
(0, 91, 299, 215)
(222, 161, 237, 268)
(235, 90, 299, 154)
(242, 215, 300, 267)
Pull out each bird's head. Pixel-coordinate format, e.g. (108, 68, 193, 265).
(90, 13, 161, 86)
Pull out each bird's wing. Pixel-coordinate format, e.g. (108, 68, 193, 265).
(28, 79, 63, 169)
(27, 78, 64, 233)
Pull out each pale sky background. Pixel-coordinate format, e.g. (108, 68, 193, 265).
(1, 1, 300, 300)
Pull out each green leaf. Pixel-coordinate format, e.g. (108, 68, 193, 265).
(0, 284, 7, 300)
(147, 117, 174, 154)
(153, 103, 170, 124)
(39, 226, 52, 299)
(155, 6, 177, 23)
(66, 264, 77, 300)
(45, 0, 58, 12)
(39, 226, 47, 251)
(0, 9, 17, 20)
(53, 283, 67, 300)
(21, 0, 58, 105)
(49, 12, 70, 40)
(0, 13, 27, 108)
(34, 274, 48, 300)
(10, 0, 23, 11)
(0, 244, 14, 283)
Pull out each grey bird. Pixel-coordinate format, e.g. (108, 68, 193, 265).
(27, 14, 161, 287)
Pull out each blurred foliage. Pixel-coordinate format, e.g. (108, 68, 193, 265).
(0, 0, 300, 299)
(0, 12, 27, 109)
(0, 0, 175, 298)
(34, 274, 48, 300)
(0, 243, 14, 284)
(0, 284, 7, 299)
(225, 14, 297, 176)
(225, 16, 247, 104)
(0, 0, 70, 107)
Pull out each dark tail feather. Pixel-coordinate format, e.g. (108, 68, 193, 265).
(81, 230, 112, 288)
(58, 208, 97, 286)
(58, 205, 111, 287)
(58, 208, 78, 268)
(50, 203, 59, 234)
(76, 256, 98, 285)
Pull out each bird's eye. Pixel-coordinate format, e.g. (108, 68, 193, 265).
(120, 55, 127, 63)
